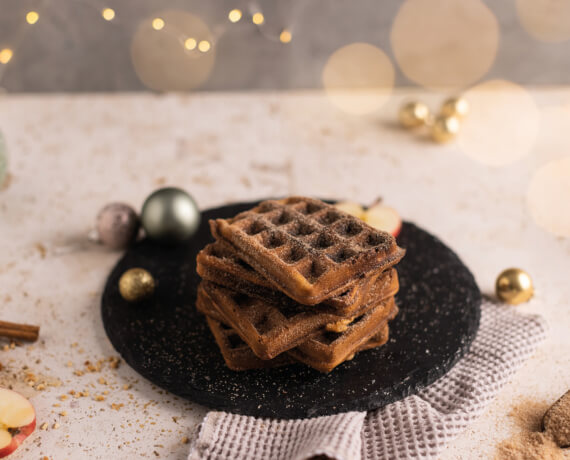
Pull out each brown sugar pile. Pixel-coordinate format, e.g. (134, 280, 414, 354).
(496, 432, 563, 460)
(495, 393, 570, 460)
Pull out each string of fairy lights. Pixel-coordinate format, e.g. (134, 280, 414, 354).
(0, 4, 294, 88)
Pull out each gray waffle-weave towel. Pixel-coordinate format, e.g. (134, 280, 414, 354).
(188, 300, 547, 460)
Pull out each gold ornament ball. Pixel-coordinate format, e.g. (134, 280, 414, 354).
(441, 97, 470, 119)
(431, 115, 460, 143)
(495, 268, 534, 305)
(119, 268, 156, 303)
(398, 101, 431, 128)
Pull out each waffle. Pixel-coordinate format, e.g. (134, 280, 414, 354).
(197, 240, 398, 314)
(206, 315, 389, 372)
(288, 323, 391, 373)
(210, 197, 405, 305)
(289, 300, 398, 373)
(198, 280, 397, 360)
(205, 316, 294, 371)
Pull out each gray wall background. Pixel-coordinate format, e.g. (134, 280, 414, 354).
(1, 0, 569, 92)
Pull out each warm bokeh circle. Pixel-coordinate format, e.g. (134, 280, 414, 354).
(322, 43, 395, 115)
(527, 157, 570, 237)
(457, 80, 539, 166)
(516, 0, 570, 42)
(391, 0, 499, 90)
(131, 10, 215, 91)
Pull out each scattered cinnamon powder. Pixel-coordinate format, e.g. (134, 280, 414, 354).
(509, 399, 551, 432)
(494, 397, 568, 460)
(495, 432, 563, 460)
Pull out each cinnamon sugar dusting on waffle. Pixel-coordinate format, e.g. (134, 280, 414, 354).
(211, 197, 404, 305)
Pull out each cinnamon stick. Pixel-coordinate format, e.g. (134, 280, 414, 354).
(0, 320, 40, 342)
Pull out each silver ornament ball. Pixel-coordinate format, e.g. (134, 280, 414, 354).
(141, 187, 200, 243)
(96, 202, 140, 250)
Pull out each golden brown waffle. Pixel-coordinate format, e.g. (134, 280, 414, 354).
(197, 240, 398, 314)
(205, 315, 389, 372)
(288, 324, 391, 373)
(197, 280, 397, 360)
(289, 300, 398, 373)
(210, 197, 405, 305)
(197, 282, 320, 359)
(205, 316, 295, 371)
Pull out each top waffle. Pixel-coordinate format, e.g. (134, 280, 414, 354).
(210, 196, 405, 305)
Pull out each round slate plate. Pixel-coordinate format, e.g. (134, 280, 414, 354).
(102, 200, 481, 419)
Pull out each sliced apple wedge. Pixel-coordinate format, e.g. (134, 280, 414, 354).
(334, 201, 365, 219)
(0, 388, 36, 458)
(363, 204, 402, 237)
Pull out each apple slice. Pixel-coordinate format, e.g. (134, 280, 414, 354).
(334, 201, 365, 219)
(0, 388, 36, 458)
(364, 204, 402, 237)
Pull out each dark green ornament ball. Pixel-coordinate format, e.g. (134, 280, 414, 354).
(141, 187, 200, 243)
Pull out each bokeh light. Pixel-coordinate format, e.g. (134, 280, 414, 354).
(457, 80, 539, 166)
(152, 18, 165, 30)
(184, 38, 197, 51)
(279, 29, 292, 44)
(131, 11, 215, 91)
(322, 43, 395, 115)
(102, 8, 115, 21)
(530, 105, 570, 166)
(198, 40, 211, 53)
(26, 11, 39, 25)
(527, 156, 570, 237)
(391, 0, 499, 90)
(252, 12, 264, 25)
(516, 0, 570, 42)
(0, 49, 13, 64)
(228, 9, 242, 23)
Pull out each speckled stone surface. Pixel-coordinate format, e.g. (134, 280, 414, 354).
(0, 91, 568, 458)
(101, 201, 481, 418)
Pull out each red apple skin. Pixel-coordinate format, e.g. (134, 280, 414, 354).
(391, 222, 402, 238)
(0, 388, 36, 459)
(0, 417, 36, 458)
(364, 205, 402, 238)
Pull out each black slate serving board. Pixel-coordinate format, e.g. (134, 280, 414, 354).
(102, 200, 481, 419)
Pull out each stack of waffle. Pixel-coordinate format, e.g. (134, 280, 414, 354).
(195, 197, 405, 373)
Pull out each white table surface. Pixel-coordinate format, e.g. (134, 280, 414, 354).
(0, 90, 568, 459)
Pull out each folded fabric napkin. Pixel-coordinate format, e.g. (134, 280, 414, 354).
(188, 300, 547, 460)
